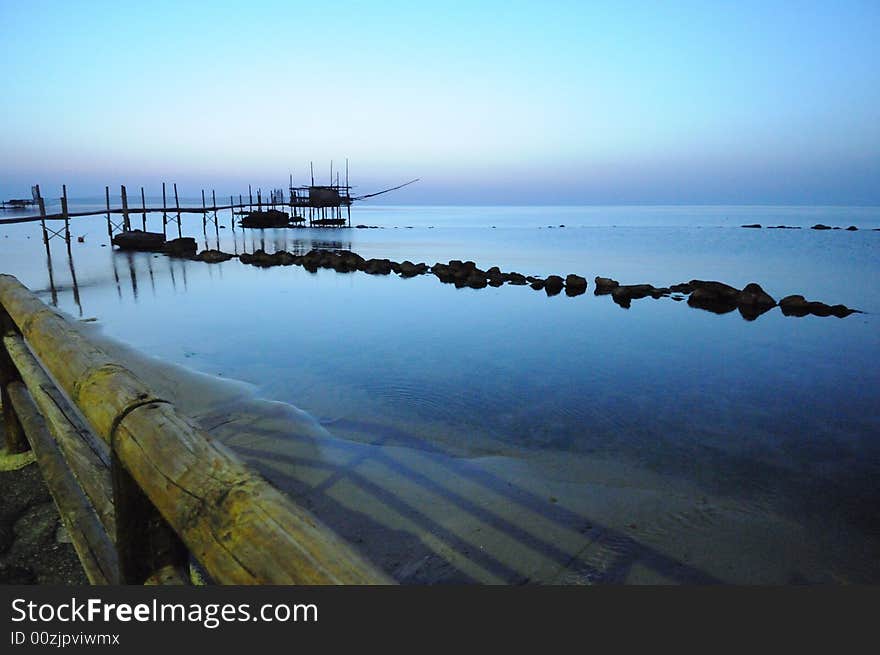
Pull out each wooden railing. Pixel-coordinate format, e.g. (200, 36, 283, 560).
(0, 274, 391, 585)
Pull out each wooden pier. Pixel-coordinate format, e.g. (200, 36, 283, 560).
(0, 275, 391, 585)
(0, 166, 418, 250)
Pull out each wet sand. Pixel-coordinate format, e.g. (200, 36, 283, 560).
(76, 321, 857, 584)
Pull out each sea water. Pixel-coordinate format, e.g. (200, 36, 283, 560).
(1, 203, 878, 583)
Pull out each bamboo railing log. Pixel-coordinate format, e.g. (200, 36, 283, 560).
(0, 274, 392, 585)
(6, 381, 119, 584)
(3, 334, 115, 536)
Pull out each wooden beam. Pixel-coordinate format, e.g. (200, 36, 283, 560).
(3, 334, 114, 536)
(6, 381, 118, 584)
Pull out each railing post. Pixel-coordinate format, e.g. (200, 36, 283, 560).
(111, 448, 189, 584)
(0, 305, 28, 453)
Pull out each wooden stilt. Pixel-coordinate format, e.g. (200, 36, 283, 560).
(173, 183, 181, 238)
(120, 185, 130, 232)
(61, 185, 70, 245)
(105, 186, 112, 243)
(162, 183, 168, 237)
(141, 187, 147, 231)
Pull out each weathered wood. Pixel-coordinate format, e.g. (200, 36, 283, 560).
(140, 187, 147, 231)
(0, 275, 392, 585)
(120, 185, 130, 232)
(0, 307, 27, 453)
(3, 334, 114, 536)
(6, 381, 118, 584)
(105, 186, 112, 242)
(61, 185, 70, 244)
(112, 448, 189, 584)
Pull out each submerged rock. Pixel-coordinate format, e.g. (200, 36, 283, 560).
(741, 224, 762, 228)
(811, 224, 833, 230)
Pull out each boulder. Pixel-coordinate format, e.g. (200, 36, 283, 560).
(741, 224, 762, 228)
(465, 272, 487, 289)
(779, 295, 858, 318)
(164, 237, 198, 258)
(196, 249, 234, 263)
(363, 258, 393, 275)
(846, 226, 858, 231)
(504, 272, 528, 285)
(240, 209, 291, 228)
(111, 230, 165, 252)
(594, 277, 619, 295)
(736, 282, 776, 308)
(811, 224, 832, 230)
(544, 275, 565, 296)
(398, 261, 428, 277)
(610, 284, 661, 308)
(564, 274, 588, 296)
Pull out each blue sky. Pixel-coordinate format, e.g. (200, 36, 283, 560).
(1, 0, 878, 204)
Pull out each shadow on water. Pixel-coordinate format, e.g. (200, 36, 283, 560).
(224, 414, 721, 585)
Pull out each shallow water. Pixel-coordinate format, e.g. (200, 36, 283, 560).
(1, 203, 878, 583)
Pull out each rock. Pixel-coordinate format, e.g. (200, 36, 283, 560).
(733, 282, 777, 320)
(239, 249, 279, 267)
(164, 237, 198, 258)
(529, 279, 545, 290)
(544, 275, 565, 296)
(111, 230, 165, 252)
(196, 249, 234, 263)
(465, 272, 488, 289)
(564, 274, 588, 296)
(736, 282, 776, 307)
(779, 295, 858, 318)
(504, 272, 528, 285)
(610, 284, 662, 308)
(741, 224, 762, 228)
(240, 209, 291, 228)
(811, 224, 832, 230)
(363, 258, 393, 275)
(398, 261, 428, 277)
(846, 226, 858, 231)
(594, 277, 619, 295)
(767, 225, 802, 229)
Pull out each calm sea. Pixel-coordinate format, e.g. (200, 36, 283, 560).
(2, 203, 879, 583)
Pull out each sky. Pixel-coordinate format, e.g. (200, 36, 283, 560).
(1, 0, 878, 204)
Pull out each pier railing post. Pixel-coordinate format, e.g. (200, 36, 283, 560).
(0, 305, 28, 454)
